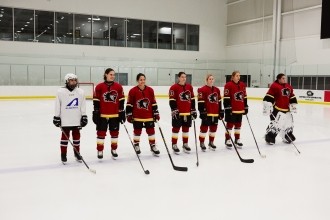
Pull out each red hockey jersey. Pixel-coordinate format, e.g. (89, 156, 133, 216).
(169, 83, 195, 116)
(223, 80, 247, 114)
(197, 85, 222, 116)
(264, 81, 297, 112)
(93, 82, 125, 118)
(126, 86, 157, 122)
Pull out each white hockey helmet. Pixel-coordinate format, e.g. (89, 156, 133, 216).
(64, 73, 78, 83)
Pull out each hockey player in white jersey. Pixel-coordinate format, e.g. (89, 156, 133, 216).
(53, 73, 88, 163)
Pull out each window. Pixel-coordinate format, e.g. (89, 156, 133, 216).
(55, 12, 73, 44)
(158, 22, 172, 49)
(115, 73, 128, 85)
(303, 76, 311, 90)
(187, 24, 199, 51)
(317, 77, 325, 90)
(0, 7, 13, 41)
(14, 8, 34, 42)
(1, 6, 200, 51)
(143, 20, 157, 49)
(311, 77, 317, 90)
(92, 16, 109, 46)
(173, 23, 186, 50)
(127, 19, 142, 48)
(74, 14, 92, 45)
(325, 77, 330, 90)
(110, 17, 125, 47)
(35, 10, 54, 43)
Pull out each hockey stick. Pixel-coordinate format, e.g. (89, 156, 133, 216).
(271, 112, 301, 154)
(122, 123, 150, 175)
(220, 120, 254, 163)
(245, 115, 266, 158)
(193, 119, 199, 166)
(60, 127, 96, 174)
(156, 121, 188, 172)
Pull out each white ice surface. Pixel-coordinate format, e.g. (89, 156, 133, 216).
(0, 99, 330, 220)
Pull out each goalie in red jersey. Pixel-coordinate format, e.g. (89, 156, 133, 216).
(263, 73, 298, 145)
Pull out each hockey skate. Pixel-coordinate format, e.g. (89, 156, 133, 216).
(134, 143, 141, 155)
(74, 151, 82, 162)
(235, 139, 243, 149)
(61, 153, 67, 164)
(172, 144, 180, 154)
(150, 144, 160, 156)
(284, 131, 296, 143)
(225, 139, 232, 149)
(265, 133, 276, 145)
(183, 143, 191, 153)
(208, 142, 217, 150)
(111, 149, 118, 158)
(97, 150, 103, 159)
(200, 142, 207, 151)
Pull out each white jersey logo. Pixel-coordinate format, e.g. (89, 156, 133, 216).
(66, 98, 79, 109)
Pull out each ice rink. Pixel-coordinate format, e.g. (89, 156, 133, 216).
(0, 98, 330, 220)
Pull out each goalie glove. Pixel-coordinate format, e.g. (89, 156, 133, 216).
(290, 103, 297, 113)
(263, 101, 273, 116)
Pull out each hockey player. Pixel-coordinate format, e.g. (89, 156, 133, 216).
(263, 73, 298, 145)
(197, 74, 224, 151)
(223, 71, 248, 149)
(93, 68, 125, 159)
(125, 73, 160, 156)
(169, 72, 197, 154)
(53, 73, 88, 163)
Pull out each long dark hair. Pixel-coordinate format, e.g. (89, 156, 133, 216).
(104, 68, 114, 81)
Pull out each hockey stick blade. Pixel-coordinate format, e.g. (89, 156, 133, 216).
(240, 158, 254, 163)
(173, 165, 188, 172)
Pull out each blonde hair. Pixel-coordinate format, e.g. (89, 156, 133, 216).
(231, 71, 240, 80)
(205, 74, 213, 83)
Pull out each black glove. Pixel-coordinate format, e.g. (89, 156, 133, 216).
(243, 107, 248, 115)
(92, 110, 100, 125)
(219, 110, 224, 120)
(53, 116, 61, 127)
(80, 115, 88, 127)
(224, 108, 231, 116)
(171, 109, 180, 120)
(199, 112, 207, 120)
(119, 110, 126, 123)
(191, 109, 197, 120)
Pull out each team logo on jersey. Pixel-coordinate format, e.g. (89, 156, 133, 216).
(281, 88, 290, 97)
(179, 91, 191, 101)
(103, 90, 118, 102)
(66, 98, 79, 109)
(234, 91, 244, 101)
(208, 92, 218, 103)
(169, 90, 174, 97)
(137, 98, 150, 110)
